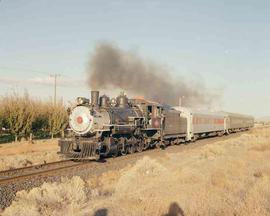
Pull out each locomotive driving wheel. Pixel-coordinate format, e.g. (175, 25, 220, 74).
(127, 137, 136, 154)
(119, 138, 128, 156)
(136, 141, 144, 153)
(121, 148, 128, 156)
(157, 140, 166, 149)
(128, 144, 135, 154)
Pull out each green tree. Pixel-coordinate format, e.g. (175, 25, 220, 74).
(45, 101, 68, 138)
(31, 100, 49, 138)
(2, 92, 35, 141)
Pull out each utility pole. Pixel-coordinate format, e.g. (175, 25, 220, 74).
(50, 74, 61, 105)
(179, 96, 185, 107)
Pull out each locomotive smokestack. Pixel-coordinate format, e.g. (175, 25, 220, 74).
(91, 90, 99, 106)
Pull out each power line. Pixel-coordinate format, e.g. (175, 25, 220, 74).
(0, 66, 50, 76)
(0, 66, 70, 78)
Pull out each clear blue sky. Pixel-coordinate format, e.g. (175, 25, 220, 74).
(0, 0, 270, 117)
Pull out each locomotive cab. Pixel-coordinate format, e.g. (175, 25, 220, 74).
(130, 98, 163, 130)
(147, 105, 163, 129)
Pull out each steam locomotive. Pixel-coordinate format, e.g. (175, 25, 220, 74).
(58, 91, 254, 159)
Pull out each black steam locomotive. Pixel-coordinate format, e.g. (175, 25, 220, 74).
(59, 91, 187, 159)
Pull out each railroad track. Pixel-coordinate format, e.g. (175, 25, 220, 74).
(0, 160, 88, 185)
(0, 131, 245, 186)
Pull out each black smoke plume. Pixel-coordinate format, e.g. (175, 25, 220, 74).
(88, 42, 215, 107)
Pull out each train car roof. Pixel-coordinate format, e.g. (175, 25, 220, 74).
(221, 111, 254, 119)
(173, 106, 226, 116)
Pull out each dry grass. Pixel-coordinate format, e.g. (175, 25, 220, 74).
(2, 177, 89, 216)
(3, 127, 270, 215)
(0, 139, 60, 171)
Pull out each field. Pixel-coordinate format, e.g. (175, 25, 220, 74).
(0, 139, 60, 171)
(1, 127, 270, 216)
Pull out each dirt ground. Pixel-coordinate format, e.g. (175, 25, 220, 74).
(0, 139, 60, 171)
(2, 127, 270, 216)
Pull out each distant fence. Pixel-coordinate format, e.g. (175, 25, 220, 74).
(0, 128, 73, 144)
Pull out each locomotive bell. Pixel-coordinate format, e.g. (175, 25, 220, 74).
(116, 92, 129, 108)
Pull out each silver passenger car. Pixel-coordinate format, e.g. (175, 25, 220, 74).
(223, 112, 254, 133)
(174, 107, 226, 141)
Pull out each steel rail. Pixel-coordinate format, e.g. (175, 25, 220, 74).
(0, 160, 86, 185)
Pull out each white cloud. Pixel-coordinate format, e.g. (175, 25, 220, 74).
(0, 76, 85, 87)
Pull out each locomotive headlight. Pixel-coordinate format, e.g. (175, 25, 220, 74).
(69, 106, 94, 135)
